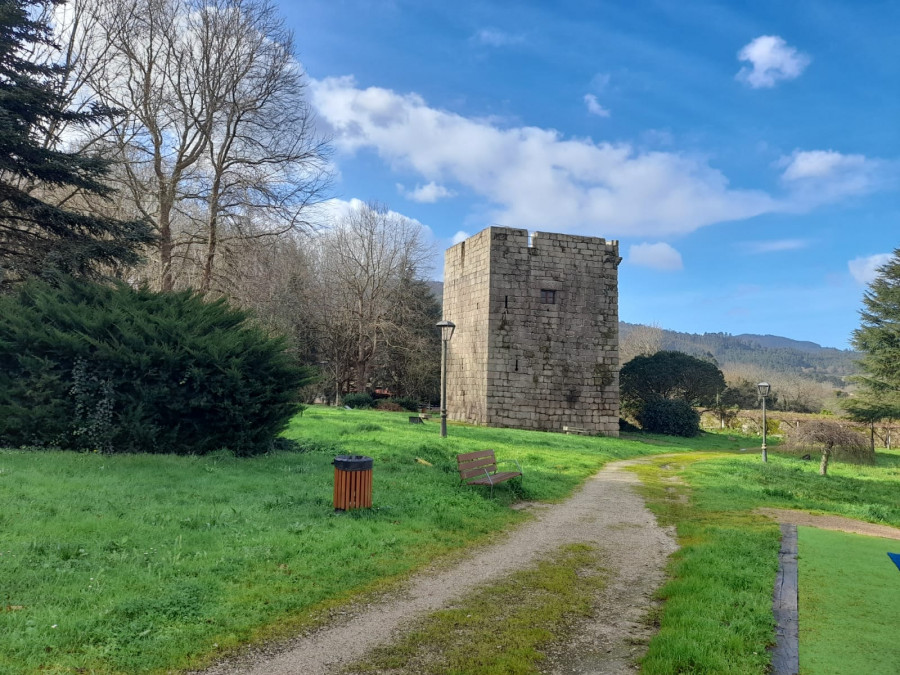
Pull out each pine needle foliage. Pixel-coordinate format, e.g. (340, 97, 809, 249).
(0, 0, 155, 286)
(0, 277, 311, 455)
(850, 248, 900, 421)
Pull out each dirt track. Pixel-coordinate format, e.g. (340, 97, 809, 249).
(197, 457, 678, 675)
(756, 508, 900, 540)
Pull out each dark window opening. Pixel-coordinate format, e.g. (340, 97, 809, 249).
(540, 289, 557, 304)
(504, 295, 508, 309)
(515, 359, 519, 372)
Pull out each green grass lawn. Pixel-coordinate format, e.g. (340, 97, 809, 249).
(633, 448, 900, 674)
(798, 527, 900, 675)
(0, 406, 679, 674)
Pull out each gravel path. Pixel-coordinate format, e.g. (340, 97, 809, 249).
(756, 508, 900, 540)
(198, 457, 677, 675)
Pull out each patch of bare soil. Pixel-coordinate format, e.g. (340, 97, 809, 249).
(756, 508, 900, 540)
(195, 458, 677, 675)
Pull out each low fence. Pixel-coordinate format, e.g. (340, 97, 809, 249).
(700, 410, 897, 450)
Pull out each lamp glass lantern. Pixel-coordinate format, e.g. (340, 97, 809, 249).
(757, 382, 770, 397)
(437, 320, 455, 342)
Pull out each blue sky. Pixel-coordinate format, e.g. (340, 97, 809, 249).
(279, 0, 899, 348)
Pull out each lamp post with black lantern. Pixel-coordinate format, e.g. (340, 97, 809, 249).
(758, 382, 770, 463)
(437, 320, 456, 438)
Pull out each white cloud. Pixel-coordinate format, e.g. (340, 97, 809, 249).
(399, 181, 456, 203)
(311, 76, 776, 238)
(583, 94, 610, 118)
(849, 253, 892, 285)
(779, 150, 889, 205)
(473, 28, 524, 47)
(451, 230, 471, 245)
(628, 242, 683, 271)
(308, 197, 430, 234)
(737, 35, 811, 88)
(743, 239, 809, 254)
(781, 150, 867, 181)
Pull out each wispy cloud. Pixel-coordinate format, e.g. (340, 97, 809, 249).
(398, 181, 456, 203)
(310, 78, 892, 238)
(736, 35, 810, 88)
(311, 76, 775, 238)
(743, 239, 810, 254)
(848, 253, 892, 285)
(628, 242, 683, 271)
(451, 230, 470, 245)
(473, 28, 524, 47)
(779, 149, 892, 206)
(583, 93, 610, 117)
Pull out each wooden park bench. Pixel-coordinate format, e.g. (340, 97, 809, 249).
(456, 450, 523, 497)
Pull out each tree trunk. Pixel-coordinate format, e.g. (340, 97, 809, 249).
(200, 177, 221, 293)
(870, 421, 875, 454)
(158, 185, 175, 292)
(819, 446, 831, 476)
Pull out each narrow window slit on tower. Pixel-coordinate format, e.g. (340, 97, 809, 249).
(504, 295, 508, 309)
(515, 359, 519, 372)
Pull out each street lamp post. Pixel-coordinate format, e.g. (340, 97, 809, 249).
(436, 320, 456, 438)
(758, 382, 770, 463)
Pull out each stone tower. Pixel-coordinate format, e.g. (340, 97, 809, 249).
(442, 227, 621, 436)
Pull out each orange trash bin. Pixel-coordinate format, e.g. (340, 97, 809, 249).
(332, 455, 373, 511)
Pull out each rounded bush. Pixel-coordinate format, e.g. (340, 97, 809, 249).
(0, 278, 310, 455)
(636, 398, 700, 437)
(384, 397, 421, 412)
(342, 392, 374, 409)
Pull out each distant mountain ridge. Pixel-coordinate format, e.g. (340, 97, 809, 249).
(622, 323, 858, 386)
(428, 282, 857, 385)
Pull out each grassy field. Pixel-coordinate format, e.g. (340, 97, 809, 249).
(798, 527, 900, 675)
(1, 406, 675, 674)
(632, 448, 900, 674)
(7, 405, 894, 674)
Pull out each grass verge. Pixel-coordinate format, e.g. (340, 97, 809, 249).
(798, 527, 900, 675)
(630, 455, 780, 675)
(1, 406, 676, 674)
(630, 448, 900, 674)
(346, 543, 605, 675)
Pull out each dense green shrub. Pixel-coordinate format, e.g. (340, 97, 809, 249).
(342, 393, 374, 409)
(636, 398, 700, 437)
(0, 278, 311, 455)
(384, 396, 421, 412)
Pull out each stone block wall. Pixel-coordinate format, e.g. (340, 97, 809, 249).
(443, 226, 621, 436)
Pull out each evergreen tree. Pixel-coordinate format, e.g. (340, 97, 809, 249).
(0, 0, 153, 286)
(850, 248, 900, 420)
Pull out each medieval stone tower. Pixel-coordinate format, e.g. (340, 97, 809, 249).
(442, 227, 621, 436)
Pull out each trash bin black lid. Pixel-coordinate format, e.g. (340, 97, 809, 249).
(332, 455, 373, 471)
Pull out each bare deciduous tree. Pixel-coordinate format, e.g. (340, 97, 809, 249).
(619, 322, 663, 365)
(788, 420, 869, 476)
(79, 0, 328, 291)
(314, 202, 434, 394)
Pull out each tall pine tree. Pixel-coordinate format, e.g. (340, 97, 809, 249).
(0, 0, 153, 286)
(849, 248, 900, 422)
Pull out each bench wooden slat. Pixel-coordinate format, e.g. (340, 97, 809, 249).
(458, 456, 497, 471)
(460, 466, 496, 480)
(457, 449, 495, 461)
(465, 471, 522, 486)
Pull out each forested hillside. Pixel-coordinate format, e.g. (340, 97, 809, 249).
(638, 325, 858, 386)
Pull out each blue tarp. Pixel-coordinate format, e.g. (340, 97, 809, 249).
(888, 552, 900, 572)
